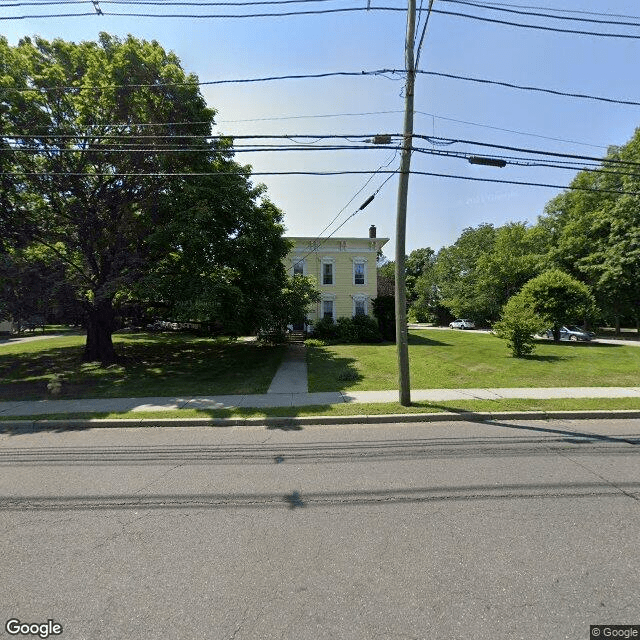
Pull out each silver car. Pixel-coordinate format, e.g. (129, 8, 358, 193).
(546, 326, 593, 341)
(449, 319, 475, 330)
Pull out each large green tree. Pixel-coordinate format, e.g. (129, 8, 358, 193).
(540, 135, 640, 332)
(1, 34, 289, 362)
(432, 223, 497, 322)
(518, 269, 597, 342)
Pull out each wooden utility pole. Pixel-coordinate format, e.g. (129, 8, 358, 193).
(394, 0, 416, 406)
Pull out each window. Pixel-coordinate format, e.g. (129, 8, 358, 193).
(323, 299, 334, 320)
(293, 261, 304, 276)
(323, 262, 333, 285)
(352, 258, 367, 285)
(353, 295, 367, 317)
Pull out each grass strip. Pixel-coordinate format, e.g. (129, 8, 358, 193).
(4, 397, 640, 423)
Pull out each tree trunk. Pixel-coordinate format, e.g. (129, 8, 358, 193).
(83, 298, 118, 364)
(615, 315, 621, 336)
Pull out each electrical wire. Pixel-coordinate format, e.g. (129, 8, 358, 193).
(415, 70, 640, 107)
(440, 0, 640, 21)
(3, 132, 635, 171)
(3, 169, 640, 196)
(414, 0, 435, 71)
(441, 0, 640, 28)
(0, 109, 609, 150)
(430, 7, 640, 39)
(291, 160, 400, 270)
(0, 5, 406, 18)
(414, 134, 640, 169)
(4, 69, 639, 111)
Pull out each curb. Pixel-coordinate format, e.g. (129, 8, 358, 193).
(2, 410, 640, 432)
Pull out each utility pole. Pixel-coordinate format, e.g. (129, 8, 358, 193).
(394, 0, 417, 406)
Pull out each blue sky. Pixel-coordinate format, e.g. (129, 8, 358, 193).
(3, 0, 640, 258)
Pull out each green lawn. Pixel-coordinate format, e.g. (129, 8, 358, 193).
(307, 329, 640, 392)
(0, 333, 285, 400)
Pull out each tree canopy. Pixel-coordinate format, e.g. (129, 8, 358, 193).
(1, 34, 290, 362)
(393, 127, 640, 330)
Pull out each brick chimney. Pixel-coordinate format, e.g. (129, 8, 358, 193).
(369, 225, 376, 238)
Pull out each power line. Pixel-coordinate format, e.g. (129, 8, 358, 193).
(0, 0, 356, 3)
(5, 1, 640, 39)
(291, 153, 403, 269)
(414, 0, 434, 71)
(414, 110, 608, 149)
(3, 132, 634, 169)
(0, 70, 396, 92)
(1, 108, 608, 150)
(414, 134, 640, 169)
(442, 0, 640, 28)
(4, 68, 639, 111)
(0, 5, 405, 18)
(416, 70, 640, 107)
(440, 0, 640, 21)
(3, 168, 640, 196)
(430, 7, 640, 39)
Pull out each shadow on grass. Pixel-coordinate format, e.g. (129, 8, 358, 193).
(538, 339, 623, 349)
(408, 333, 451, 347)
(0, 334, 285, 401)
(305, 345, 363, 392)
(519, 354, 564, 363)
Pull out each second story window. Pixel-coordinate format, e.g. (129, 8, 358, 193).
(354, 262, 365, 285)
(293, 261, 304, 276)
(323, 262, 333, 285)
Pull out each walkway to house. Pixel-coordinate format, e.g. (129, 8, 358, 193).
(267, 343, 308, 394)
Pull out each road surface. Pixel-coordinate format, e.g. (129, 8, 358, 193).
(1, 418, 639, 640)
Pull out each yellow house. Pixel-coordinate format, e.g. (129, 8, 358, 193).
(285, 225, 389, 331)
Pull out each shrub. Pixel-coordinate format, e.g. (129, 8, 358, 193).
(311, 315, 383, 343)
(312, 316, 341, 341)
(493, 294, 546, 357)
(346, 314, 383, 343)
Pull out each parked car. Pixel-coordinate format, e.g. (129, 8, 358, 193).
(545, 325, 593, 341)
(449, 319, 475, 330)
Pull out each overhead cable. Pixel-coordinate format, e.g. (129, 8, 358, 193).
(429, 7, 640, 39)
(4, 168, 640, 196)
(439, 0, 640, 21)
(441, 0, 640, 28)
(4, 68, 639, 110)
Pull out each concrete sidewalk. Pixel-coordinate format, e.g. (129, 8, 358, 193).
(0, 386, 639, 417)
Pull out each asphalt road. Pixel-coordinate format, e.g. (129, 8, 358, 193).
(1, 419, 639, 640)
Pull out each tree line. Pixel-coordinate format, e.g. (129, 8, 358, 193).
(379, 129, 640, 335)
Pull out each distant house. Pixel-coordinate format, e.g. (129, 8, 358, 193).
(285, 225, 389, 331)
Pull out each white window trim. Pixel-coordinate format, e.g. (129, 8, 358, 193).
(352, 256, 368, 286)
(291, 256, 306, 277)
(352, 294, 368, 317)
(321, 296, 336, 321)
(321, 257, 336, 286)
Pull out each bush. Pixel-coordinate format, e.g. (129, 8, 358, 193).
(312, 316, 341, 341)
(311, 315, 383, 343)
(345, 314, 383, 343)
(493, 294, 546, 357)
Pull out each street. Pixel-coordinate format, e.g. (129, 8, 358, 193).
(1, 418, 639, 640)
